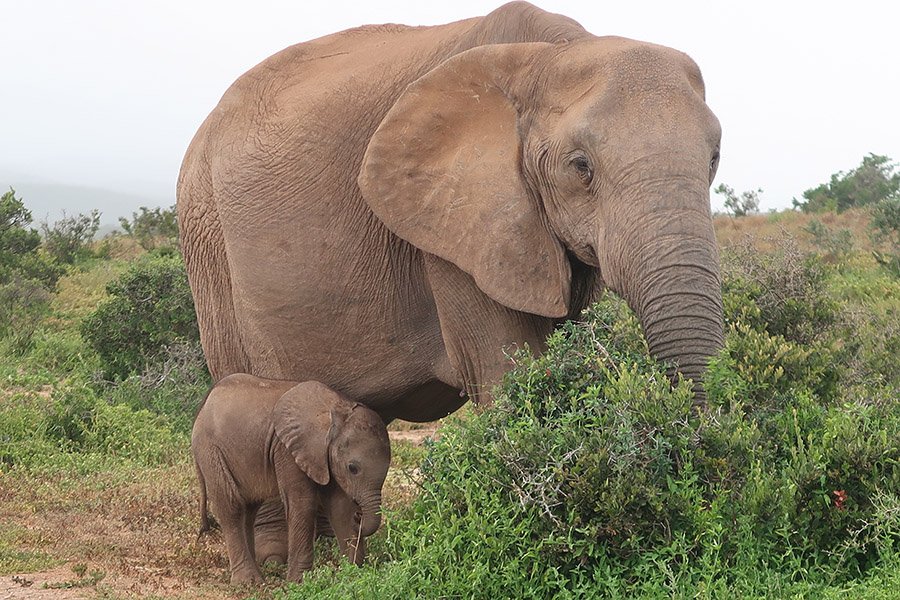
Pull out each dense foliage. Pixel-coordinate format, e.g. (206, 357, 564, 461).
(81, 252, 201, 380)
(41, 209, 101, 264)
(118, 205, 179, 251)
(794, 154, 899, 213)
(0, 188, 57, 284)
(870, 197, 900, 276)
(0, 188, 64, 349)
(284, 243, 899, 599)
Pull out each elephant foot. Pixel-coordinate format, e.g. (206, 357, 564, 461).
(286, 564, 313, 583)
(230, 568, 264, 586)
(260, 553, 286, 566)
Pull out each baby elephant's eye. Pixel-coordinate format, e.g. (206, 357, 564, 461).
(348, 462, 361, 475)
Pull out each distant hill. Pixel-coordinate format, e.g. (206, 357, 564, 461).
(1, 178, 171, 228)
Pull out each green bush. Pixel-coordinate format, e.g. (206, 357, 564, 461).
(40, 210, 101, 265)
(0, 188, 63, 287)
(80, 252, 201, 380)
(0, 274, 52, 353)
(2, 383, 182, 471)
(793, 154, 899, 213)
(82, 400, 180, 465)
(803, 219, 854, 263)
(870, 198, 900, 277)
(0, 397, 57, 468)
(118, 205, 179, 251)
(0, 189, 64, 351)
(102, 340, 211, 434)
(284, 290, 898, 598)
(721, 236, 840, 345)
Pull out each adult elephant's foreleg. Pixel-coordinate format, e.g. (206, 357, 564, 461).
(424, 255, 555, 404)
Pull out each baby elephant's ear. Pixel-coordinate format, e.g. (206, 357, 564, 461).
(274, 381, 349, 486)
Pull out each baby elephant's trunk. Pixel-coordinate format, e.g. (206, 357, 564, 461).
(357, 492, 383, 538)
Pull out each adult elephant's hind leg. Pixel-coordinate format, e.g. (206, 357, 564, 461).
(177, 141, 251, 382)
(253, 498, 288, 565)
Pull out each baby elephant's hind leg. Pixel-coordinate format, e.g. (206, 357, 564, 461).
(204, 451, 264, 584)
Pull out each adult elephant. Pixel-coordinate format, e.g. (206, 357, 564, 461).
(177, 2, 724, 422)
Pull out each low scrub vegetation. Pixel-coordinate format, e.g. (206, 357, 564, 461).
(284, 238, 899, 599)
(0, 170, 897, 598)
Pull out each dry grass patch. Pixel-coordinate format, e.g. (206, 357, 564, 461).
(0, 461, 244, 599)
(714, 208, 874, 253)
(0, 429, 438, 599)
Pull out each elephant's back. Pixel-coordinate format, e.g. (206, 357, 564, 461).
(195, 374, 296, 436)
(210, 19, 476, 144)
(197, 25, 471, 398)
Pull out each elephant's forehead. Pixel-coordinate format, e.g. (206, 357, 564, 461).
(549, 37, 704, 95)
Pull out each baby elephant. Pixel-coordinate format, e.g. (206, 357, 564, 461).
(192, 374, 391, 584)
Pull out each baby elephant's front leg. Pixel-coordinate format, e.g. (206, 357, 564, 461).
(274, 449, 319, 581)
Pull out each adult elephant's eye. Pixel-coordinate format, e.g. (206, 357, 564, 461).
(709, 149, 720, 180)
(571, 155, 593, 186)
(348, 462, 361, 475)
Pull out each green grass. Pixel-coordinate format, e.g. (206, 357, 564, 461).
(0, 525, 57, 575)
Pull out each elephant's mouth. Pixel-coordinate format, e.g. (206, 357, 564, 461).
(567, 242, 600, 270)
(564, 252, 602, 319)
(352, 505, 382, 538)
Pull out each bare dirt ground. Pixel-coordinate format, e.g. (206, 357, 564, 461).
(1, 567, 89, 600)
(1, 425, 439, 599)
(387, 427, 440, 445)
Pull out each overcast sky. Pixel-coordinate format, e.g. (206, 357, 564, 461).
(3, 0, 899, 214)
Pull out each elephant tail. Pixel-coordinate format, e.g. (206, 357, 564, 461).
(194, 458, 218, 538)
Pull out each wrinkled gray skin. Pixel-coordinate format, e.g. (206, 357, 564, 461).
(179, 1, 723, 564)
(192, 375, 391, 584)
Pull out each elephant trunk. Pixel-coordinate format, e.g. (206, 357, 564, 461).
(636, 260, 724, 399)
(356, 491, 383, 537)
(602, 180, 724, 400)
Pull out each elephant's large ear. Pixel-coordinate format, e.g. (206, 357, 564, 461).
(359, 42, 570, 318)
(273, 381, 349, 486)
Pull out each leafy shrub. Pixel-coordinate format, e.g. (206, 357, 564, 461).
(102, 340, 210, 434)
(118, 205, 178, 251)
(869, 198, 900, 277)
(0, 188, 62, 349)
(285, 290, 898, 598)
(0, 274, 52, 353)
(793, 154, 899, 213)
(81, 252, 200, 379)
(25, 328, 100, 374)
(721, 236, 840, 345)
(803, 219, 854, 263)
(0, 398, 57, 468)
(0, 188, 60, 285)
(40, 210, 101, 264)
(6, 383, 182, 469)
(83, 400, 180, 465)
